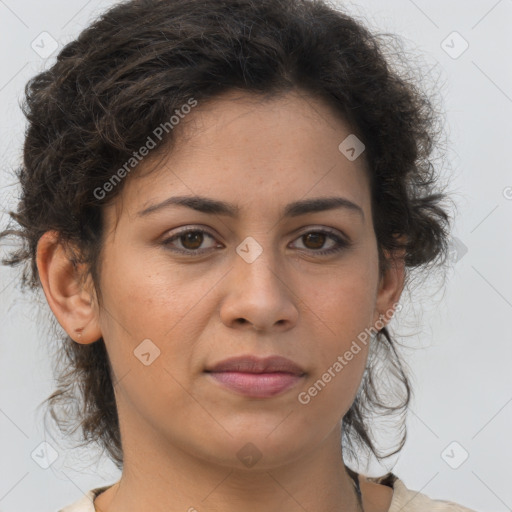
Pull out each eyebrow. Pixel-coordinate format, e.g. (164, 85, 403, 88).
(137, 195, 364, 221)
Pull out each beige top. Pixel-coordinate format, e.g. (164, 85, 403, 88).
(58, 473, 477, 512)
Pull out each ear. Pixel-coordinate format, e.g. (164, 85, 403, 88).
(36, 230, 102, 344)
(374, 245, 406, 327)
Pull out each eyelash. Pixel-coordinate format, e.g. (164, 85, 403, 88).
(161, 226, 351, 257)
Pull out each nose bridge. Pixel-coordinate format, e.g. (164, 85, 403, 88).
(220, 232, 298, 330)
(234, 233, 283, 294)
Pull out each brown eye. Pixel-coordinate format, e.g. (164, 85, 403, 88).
(161, 226, 350, 257)
(162, 228, 219, 254)
(180, 231, 204, 250)
(291, 229, 350, 256)
(302, 232, 326, 250)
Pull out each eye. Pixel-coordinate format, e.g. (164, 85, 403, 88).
(161, 227, 220, 254)
(290, 228, 350, 256)
(161, 226, 350, 256)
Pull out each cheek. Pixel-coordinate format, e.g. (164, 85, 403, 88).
(297, 284, 372, 422)
(97, 248, 217, 395)
(96, 257, 201, 428)
(301, 266, 377, 340)
(99, 247, 198, 339)
(297, 259, 377, 398)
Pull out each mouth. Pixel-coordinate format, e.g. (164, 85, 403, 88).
(204, 355, 306, 398)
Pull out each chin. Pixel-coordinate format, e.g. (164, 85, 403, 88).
(196, 429, 313, 471)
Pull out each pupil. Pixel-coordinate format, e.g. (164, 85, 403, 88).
(305, 233, 324, 249)
(179, 232, 326, 251)
(183, 232, 203, 249)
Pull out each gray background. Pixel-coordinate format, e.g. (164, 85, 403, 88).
(0, 1, 511, 511)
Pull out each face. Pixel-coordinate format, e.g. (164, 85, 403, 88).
(43, 89, 403, 471)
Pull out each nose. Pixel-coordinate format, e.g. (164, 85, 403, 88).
(219, 244, 299, 332)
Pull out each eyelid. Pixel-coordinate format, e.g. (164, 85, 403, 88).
(161, 225, 220, 251)
(289, 226, 351, 255)
(293, 225, 350, 241)
(161, 224, 352, 256)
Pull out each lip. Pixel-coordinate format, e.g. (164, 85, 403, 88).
(206, 355, 306, 375)
(204, 355, 306, 398)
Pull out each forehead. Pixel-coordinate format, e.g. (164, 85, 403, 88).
(108, 89, 371, 224)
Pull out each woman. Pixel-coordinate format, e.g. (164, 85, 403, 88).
(0, 0, 476, 510)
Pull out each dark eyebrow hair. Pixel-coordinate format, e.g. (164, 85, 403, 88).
(137, 195, 365, 221)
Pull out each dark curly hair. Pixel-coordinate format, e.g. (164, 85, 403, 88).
(0, 0, 451, 471)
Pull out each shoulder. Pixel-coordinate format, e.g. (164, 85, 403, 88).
(57, 483, 116, 512)
(57, 475, 479, 512)
(367, 472, 478, 512)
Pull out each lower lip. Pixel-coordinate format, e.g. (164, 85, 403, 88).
(206, 371, 304, 398)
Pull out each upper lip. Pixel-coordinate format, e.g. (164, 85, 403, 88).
(205, 355, 306, 376)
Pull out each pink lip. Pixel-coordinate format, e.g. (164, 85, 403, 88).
(207, 371, 304, 398)
(204, 355, 306, 398)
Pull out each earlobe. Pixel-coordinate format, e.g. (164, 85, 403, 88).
(36, 230, 102, 344)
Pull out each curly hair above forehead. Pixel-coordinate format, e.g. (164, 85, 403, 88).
(1, 0, 450, 469)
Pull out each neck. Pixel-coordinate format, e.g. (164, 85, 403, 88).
(95, 422, 363, 512)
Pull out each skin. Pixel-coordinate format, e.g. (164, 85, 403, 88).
(37, 89, 403, 512)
